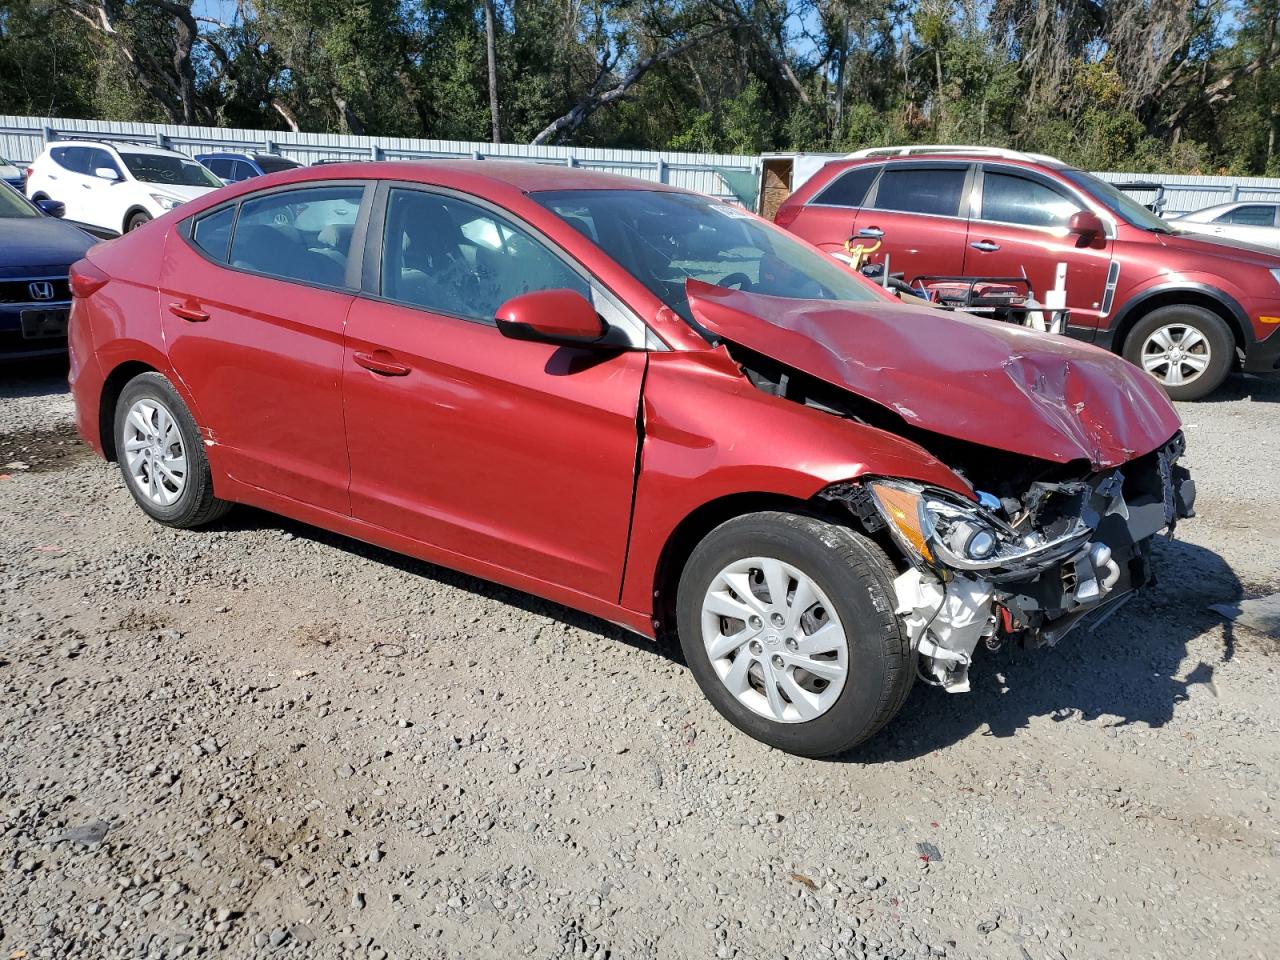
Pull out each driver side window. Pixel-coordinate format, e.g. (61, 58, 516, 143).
(381, 188, 589, 324)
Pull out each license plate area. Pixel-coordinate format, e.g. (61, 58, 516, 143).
(20, 308, 69, 340)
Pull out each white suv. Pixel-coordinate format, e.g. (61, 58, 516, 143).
(26, 140, 222, 235)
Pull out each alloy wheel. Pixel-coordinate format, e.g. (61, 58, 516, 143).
(1139, 323, 1211, 388)
(121, 398, 188, 506)
(699, 556, 849, 723)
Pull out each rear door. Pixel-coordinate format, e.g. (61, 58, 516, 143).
(341, 184, 647, 599)
(783, 164, 882, 257)
(160, 182, 371, 513)
(857, 162, 972, 281)
(47, 146, 94, 223)
(963, 164, 1114, 334)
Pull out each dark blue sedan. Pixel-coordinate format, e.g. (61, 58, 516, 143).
(0, 183, 96, 360)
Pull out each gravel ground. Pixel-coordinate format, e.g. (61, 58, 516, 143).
(1, 360, 1277, 960)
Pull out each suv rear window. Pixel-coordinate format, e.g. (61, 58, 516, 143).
(813, 166, 879, 208)
(872, 167, 967, 217)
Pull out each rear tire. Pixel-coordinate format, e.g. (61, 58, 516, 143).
(113, 372, 231, 528)
(676, 511, 913, 757)
(1122, 305, 1233, 401)
(125, 211, 151, 232)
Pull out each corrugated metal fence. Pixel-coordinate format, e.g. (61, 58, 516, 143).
(1090, 171, 1280, 216)
(0, 115, 760, 206)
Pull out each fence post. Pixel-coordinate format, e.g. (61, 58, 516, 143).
(566, 155, 577, 168)
(154, 132, 170, 150)
(264, 138, 277, 155)
(371, 144, 384, 161)
(656, 158, 667, 184)
(1232, 185, 1240, 202)
(42, 125, 56, 145)
(473, 149, 483, 160)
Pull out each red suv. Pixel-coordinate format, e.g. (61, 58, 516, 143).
(776, 147, 1280, 399)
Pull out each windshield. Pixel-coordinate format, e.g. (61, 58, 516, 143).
(0, 183, 38, 219)
(532, 189, 884, 323)
(255, 156, 301, 174)
(120, 152, 221, 188)
(1061, 169, 1172, 232)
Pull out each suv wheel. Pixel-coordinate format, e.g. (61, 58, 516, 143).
(126, 211, 151, 232)
(676, 511, 913, 757)
(1122, 305, 1233, 401)
(113, 372, 231, 528)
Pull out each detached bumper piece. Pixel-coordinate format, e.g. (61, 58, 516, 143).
(890, 434, 1194, 692)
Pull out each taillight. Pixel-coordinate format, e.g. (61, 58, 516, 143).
(774, 203, 801, 228)
(69, 258, 110, 298)
(25, 166, 33, 178)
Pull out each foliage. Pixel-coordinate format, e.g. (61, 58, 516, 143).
(0, 0, 1276, 174)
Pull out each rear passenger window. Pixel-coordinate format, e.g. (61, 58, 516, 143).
(228, 186, 363, 287)
(1215, 205, 1277, 226)
(872, 167, 967, 217)
(980, 171, 1080, 228)
(813, 166, 879, 208)
(380, 189, 589, 323)
(192, 206, 235, 261)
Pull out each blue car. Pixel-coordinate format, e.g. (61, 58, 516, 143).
(0, 156, 24, 192)
(193, 151, 303, 183)
(0, 183, 96, 360)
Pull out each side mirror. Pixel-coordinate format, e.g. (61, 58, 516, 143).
(1068, 211, 1105, 241)
(94, 167, 121, 181)
(36, 199, 65, 218)
(495, 289, 607, 347)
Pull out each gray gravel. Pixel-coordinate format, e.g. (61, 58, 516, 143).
(1, 359, 1277, 959)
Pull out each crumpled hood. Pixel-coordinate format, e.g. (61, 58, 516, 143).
(686, 280, 1182, 470)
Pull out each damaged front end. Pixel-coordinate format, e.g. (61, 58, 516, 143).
(823, 435, 1196, 692)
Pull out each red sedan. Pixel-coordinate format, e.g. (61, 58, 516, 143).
(67, 162, 1194, 756)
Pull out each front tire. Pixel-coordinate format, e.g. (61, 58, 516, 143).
(676, 511, 913, 757)
(113, 372, 230, 528)
(125, 211, 152, 232)
(1122, 305, 1233, 401)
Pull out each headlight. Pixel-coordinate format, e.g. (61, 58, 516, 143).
(866, 479, 1090, 574)
(150, 194, 183, 211)
(1270, 268, 1280, 290)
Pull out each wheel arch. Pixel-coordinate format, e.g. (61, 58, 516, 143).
(122, 205, 151, 233)
(649, 489, 900, 639)
(1110, 285, 1249, 360)
(99, 360, 160, 461)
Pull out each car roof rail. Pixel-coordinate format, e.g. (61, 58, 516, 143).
(845, 145, 1064, 165)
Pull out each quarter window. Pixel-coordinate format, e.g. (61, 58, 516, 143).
(192, 206, 235, 261)
(1214, 205, 1278, 227)
(980, 171, 1080, 228)
(228, 186, 363, 287)
(380, 189, 589, 323)
(872, 167, 967, 217)
(813, 166, 879, 208)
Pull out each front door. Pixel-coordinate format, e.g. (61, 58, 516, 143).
(342, 185, 646, 600)
(159, 182, 370, 513)
(963, 165, 1114, 334)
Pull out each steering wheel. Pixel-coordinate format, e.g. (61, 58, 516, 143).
(717, 272, 754, 291)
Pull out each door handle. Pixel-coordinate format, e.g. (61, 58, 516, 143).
(353, 351, 410, 377)
(857, 227, 884, 239)
(168, 302, 209, 322)
(970, 240, 1000, 252)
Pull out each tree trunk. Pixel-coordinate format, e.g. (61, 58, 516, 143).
(483, 0, 501, 143)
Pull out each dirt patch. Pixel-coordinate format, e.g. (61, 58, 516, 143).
(0, 423, 91, 475)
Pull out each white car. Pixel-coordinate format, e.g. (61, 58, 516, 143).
(1171, 201, 1280, 249)
(25, 140, 222, 235)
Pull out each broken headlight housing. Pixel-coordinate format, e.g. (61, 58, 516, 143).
(866, 479, 1092, 576)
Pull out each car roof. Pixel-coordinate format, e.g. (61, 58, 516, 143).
(257, 159, 687, 194)
(54, 140, 188, 157)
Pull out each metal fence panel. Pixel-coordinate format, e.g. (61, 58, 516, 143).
(0, 115, 760, 206)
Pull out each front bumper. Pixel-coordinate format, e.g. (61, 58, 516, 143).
(0, 301, 71, 360)
(894, 434, 1195, 690)
(1242, 325, 1280, 374)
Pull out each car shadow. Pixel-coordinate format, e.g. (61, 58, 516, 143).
(842, 536, 1244, 763)
(1199, 372, 1280, 404)
(210, 507, 682, 664)
(0, 357, 69, 398)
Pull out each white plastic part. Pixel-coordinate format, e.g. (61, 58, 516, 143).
(894, 569, 996, 693)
